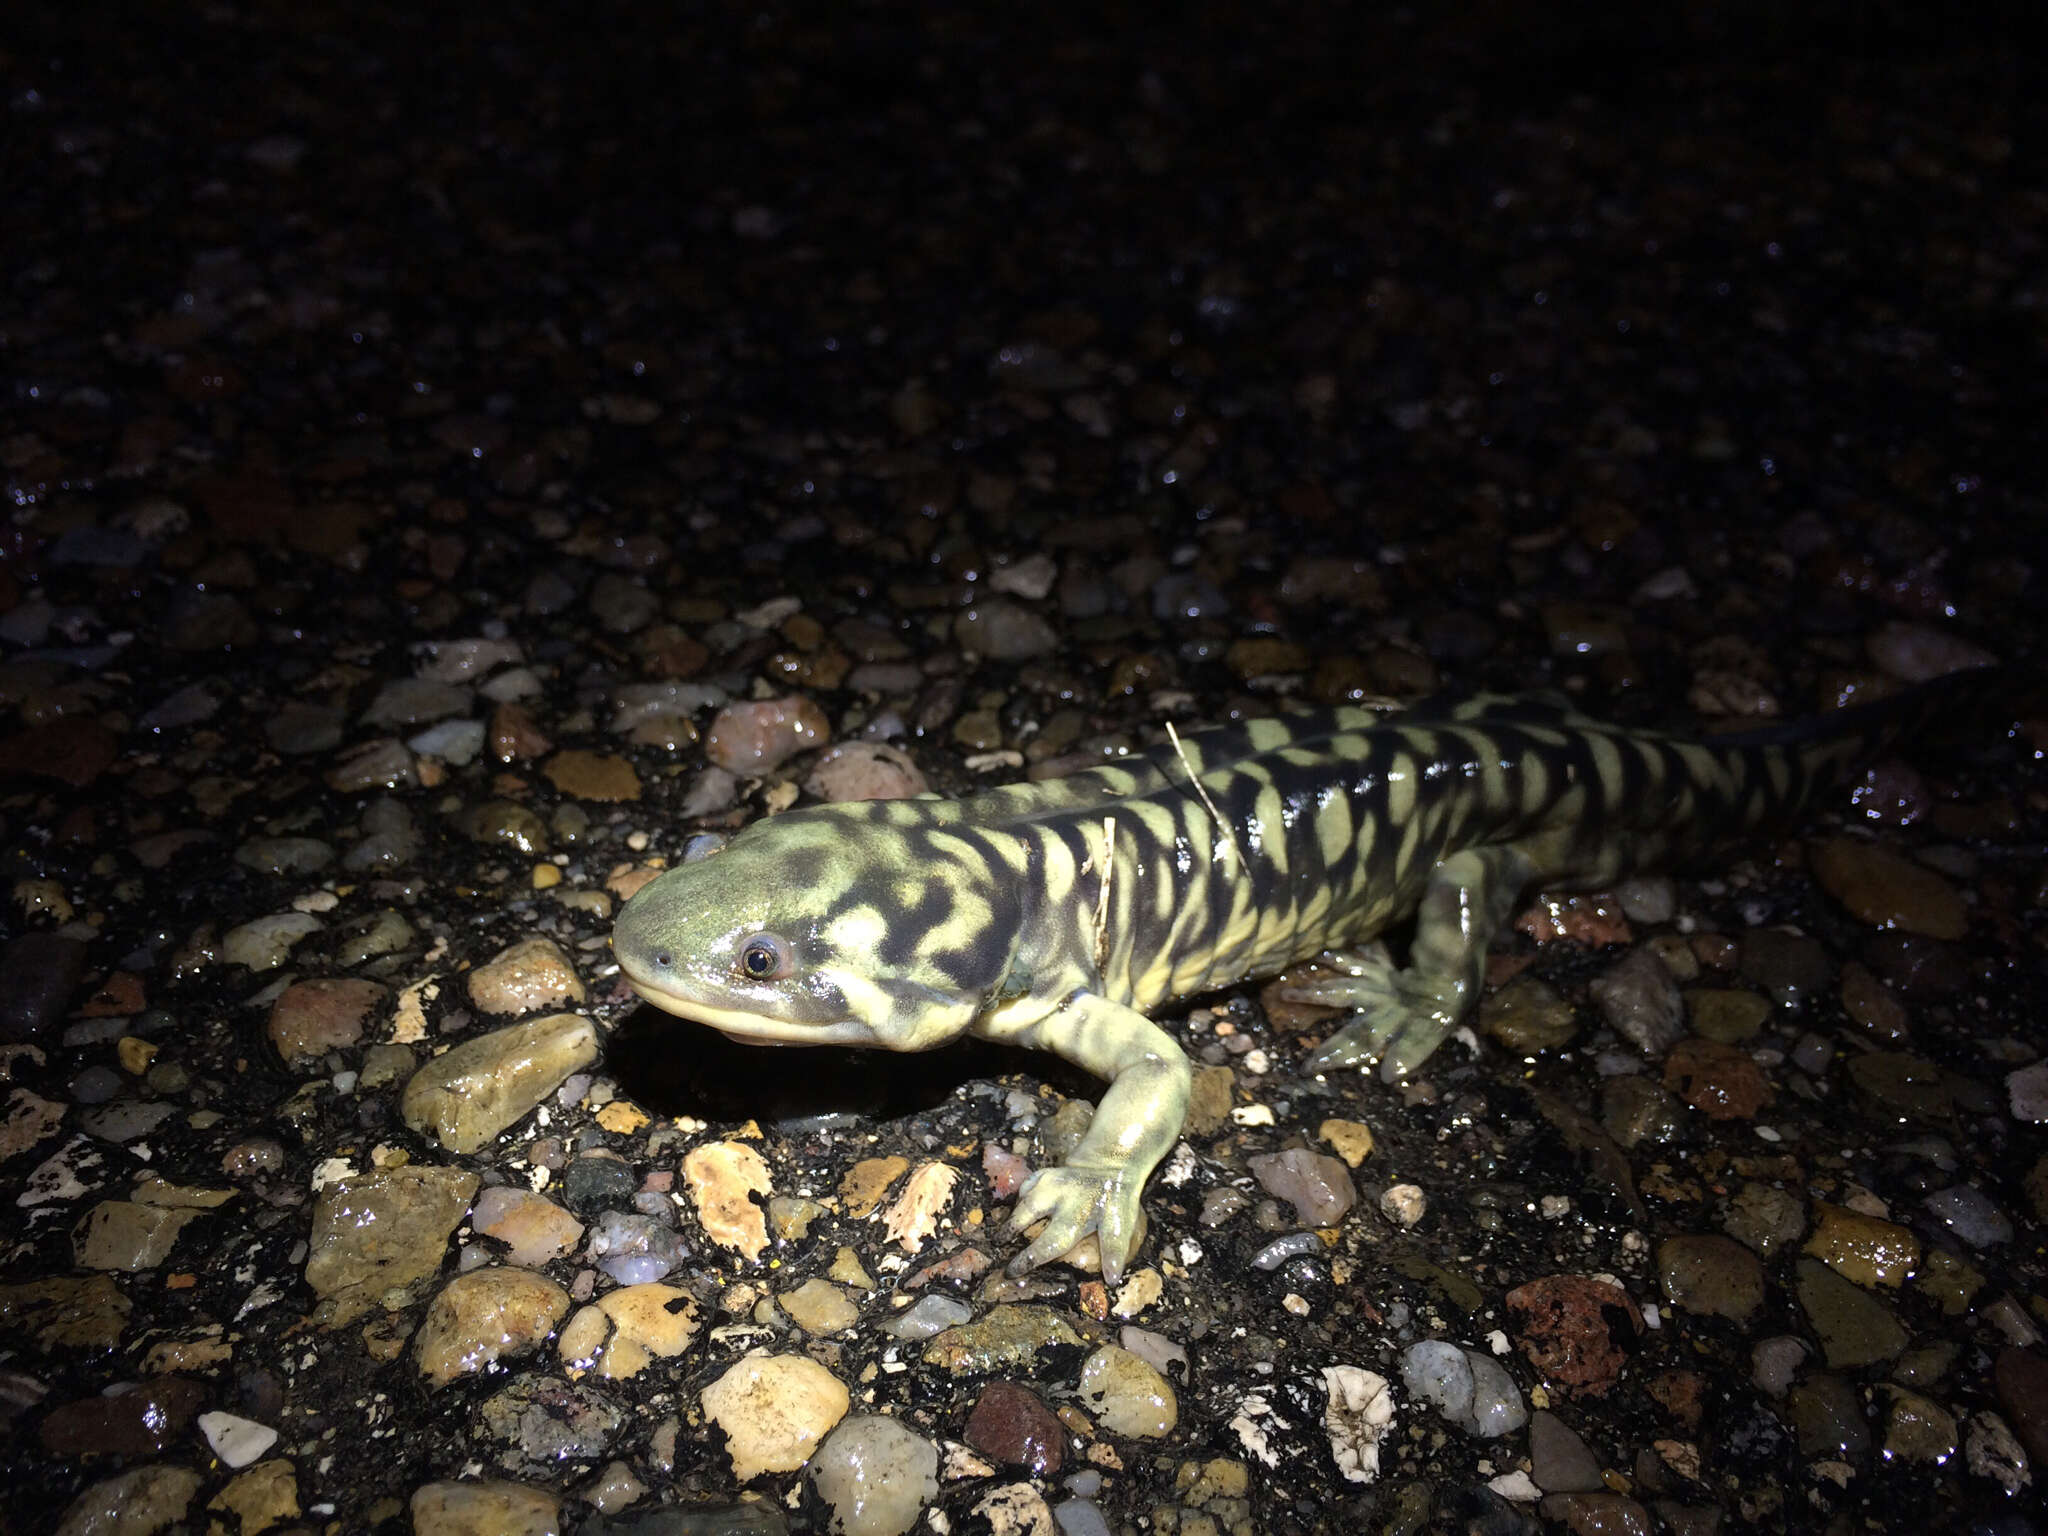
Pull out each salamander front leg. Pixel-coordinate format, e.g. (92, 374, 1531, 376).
(1005, 992, 1192, 1286)
(1295, 846, 1536, 1081)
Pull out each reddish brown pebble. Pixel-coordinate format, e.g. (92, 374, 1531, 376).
(1516, 893, 1632, 948)
(267, 978, 387, 1065)
(490, 702, 552, 762)
(39, 1376, 207, 1456)
(76, 972, 147, 1019)
(0, 719, 121, 788)
(964, 1381, 1065, 1475)
(1661, 1038, 1770, 1120)
(638, 625, 709, 678)
(1505, 1275, 1637, 1398)
(1645, 1369, 1706, 1430)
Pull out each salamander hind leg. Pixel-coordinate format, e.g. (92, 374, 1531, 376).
(1297, 846, 1536, 1082)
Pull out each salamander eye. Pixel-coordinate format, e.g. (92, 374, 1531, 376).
(737, 933, 793, 981)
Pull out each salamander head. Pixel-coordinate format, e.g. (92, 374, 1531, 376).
(612, 804, 1009, 1052)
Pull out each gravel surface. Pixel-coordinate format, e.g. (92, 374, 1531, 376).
(2, 5, 2045, 1535)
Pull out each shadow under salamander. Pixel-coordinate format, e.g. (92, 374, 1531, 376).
(605, 1001, 1098, 1131)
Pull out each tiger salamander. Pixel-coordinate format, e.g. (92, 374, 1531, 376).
(613, 669, 1997, 1283)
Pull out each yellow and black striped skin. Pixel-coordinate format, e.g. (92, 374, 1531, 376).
(613, 668, 1996, 1283)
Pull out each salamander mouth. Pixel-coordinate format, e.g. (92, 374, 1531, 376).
(620, 967, 879, 1048)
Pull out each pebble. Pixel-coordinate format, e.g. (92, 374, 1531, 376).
(683, 1141, 774, 1260)
(965, 1382, 1065, 1475)
(1506, 1275, 1635, 1398)
(1, 932, 87, 1042)
(471, 1186, 586, 1268)
(585, 1211, 688, 1286)
(1683, 988, 1770, 1044)
(1600, 1075, 1686, 1148)
(481, 1375, 623, 1469)
(303, 1166, 480, 1327)
(1795, 1258, 1908, 1368)
(561, 1152, 638, 1212)
(54, 1464, 203, 1536)
(1809, 836, 1967, 940)
(361, 678, 471, 728)
(1865, 623, 1997, 682)
(1380, 1185, 1427, 1228)
(414, 637, 525, 683)
(1722, 1182, 1806, 1258)
(1246, 1148, 1356, 1227)
(267, 977, 386, 1064)
(1529, 1409, 1605, 1492)
(1749, 1336, 1810, 1397)
(1481, 974, 1578, 1054)
(197, 1409, 278, 1467)
(220, 912, 324, 970)
(234, 835, 335, 875)
(462, 798, 550, 856)
(409, 1478, 562, 1536)
(208, 1458, 300, 1531)
(558, 1283, 702, 1380)
(703, 697, 830, 774)
(1923, 1185, 2013, 1247)
(955, 599, 1059, 660)
(545, 748, 642, 802)
(1075, 1345, 1177, 1438)
(1736, 928, 1833, 1008)
(39, 1377, 206, 1456)
(610, 681, 726, 735)
(333, 905, 416, 964)
(2005, 1062, 2048, 1122)
(804, 741, 930, 801)
(1786, 1371, 1869, 1459)
(325, 737, 418, 792)
(409, 718, 489, 765)
(1321, 1365, 1395, 1484)
(882, 1295, 973, 1340)
(73, 1200, 205, 1270)
(808, 1415, 941, 1536)
(414, 1266, 573, 1387)
(1400, 1341, 1527, 1438)
(265, 702, 344, 755)
(1589, 948, 1685, 1056)
(1252, 1232, 1324, 1270)
(1661, 1038, 1769, 1120)
(922, 1305, 1089, 1375)
(700, 1354, 851, 1480)
(780, 1278, 859, 1335)
(1804, 1201, 1919, 1287)
(1883, 1387, 1960, 1465)
(468, 938, 586, 1015)
(989, 553, 1058, 600)
(403, 1014, 598, 1153)
(1659, 1235, 1766, 1322)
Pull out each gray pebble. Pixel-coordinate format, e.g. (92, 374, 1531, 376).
(234, 837, 336, 876)
(584, 1211, 686, 1285)
(70, 1064, 126, 1104)
(407, 719, 487, 765)
(360, 678, 470, 729)
(1251, 1232, 1324, 1270)
(266, 702, 345, 756)
(881, 1295, 973, 1340)
(1923, 1186, 2012, 1247)
(1589, 948, 1684, 1056)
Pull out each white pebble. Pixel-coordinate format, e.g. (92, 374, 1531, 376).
(1380, 1184, 1427, 1227)
(198, 1410, 278, 1468)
